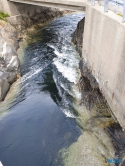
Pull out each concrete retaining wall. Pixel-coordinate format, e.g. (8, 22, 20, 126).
(0, 0, 19, 15)
(0, 0, 3, 12)
(0, 0, 64, 24)
(13, 3, 63, 18)
(82, 4, 125, 129)
(0, 0, 85, 16)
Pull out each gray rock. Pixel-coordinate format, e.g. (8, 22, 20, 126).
(2, 41, 17, 64)
(72, 17, 85, 57)
(0, 22, 20, 101)
(7, 55, 20, 71)
(0, 70, 18, 101)
(0, 78, 10, 101)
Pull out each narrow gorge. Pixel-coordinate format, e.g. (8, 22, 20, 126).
(0, 4, 125, 166)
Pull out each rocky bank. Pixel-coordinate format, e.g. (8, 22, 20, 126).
(72, 17, 85, 57)
(72, 16, 125, 165)
(0, 7, 65, 101)
(72, 17, 110, 114)
(0, 20, 20, 101)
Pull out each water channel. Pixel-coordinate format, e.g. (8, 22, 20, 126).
(0, 13, 124, 166)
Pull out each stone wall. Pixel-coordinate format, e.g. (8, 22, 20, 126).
(82, 4, 125, 129)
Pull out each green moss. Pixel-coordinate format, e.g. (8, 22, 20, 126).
(0, 11, 9, 21)
(117, 13, 123, 17)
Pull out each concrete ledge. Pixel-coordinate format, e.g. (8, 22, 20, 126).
(9, 0, 86, 11)
(10, 0, 86, 6)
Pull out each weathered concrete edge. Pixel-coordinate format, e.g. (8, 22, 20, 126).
(9, 0, 86, 8)
(82, 3, 125, 129)
(11, 1, 86, 12)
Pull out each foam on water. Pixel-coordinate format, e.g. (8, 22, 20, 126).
(53, 71, 77, 119)
(0, 161, 3, 166)
(49, 36, 82, 118)
(20, 68, 43, 84)
(47, 43, 80, 84)
(61, 108, 76, 118)
(53, 52, 79, 84)
(53, 59, 78, 84)
(60, 93, 76, 118)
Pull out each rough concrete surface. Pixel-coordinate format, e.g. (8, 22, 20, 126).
(82, 3, 125, 129)
(9, 0, 86, 12)
(0, 0, 19, 16)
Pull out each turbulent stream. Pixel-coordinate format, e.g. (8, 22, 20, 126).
(0, 13, 124, 166)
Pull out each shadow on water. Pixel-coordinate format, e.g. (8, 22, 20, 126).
(39, 64, 62, 104)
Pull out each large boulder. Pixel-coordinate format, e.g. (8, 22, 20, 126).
(0, 22, 20, 101)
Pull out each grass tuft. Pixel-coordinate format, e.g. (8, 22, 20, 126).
(117, 13, 123, 17)
(0, 11, 9, 21)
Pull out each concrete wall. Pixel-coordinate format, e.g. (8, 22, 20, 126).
(0, 0, 64, 27)
(14, 3, 60, 17)
(9, 0, 86, 11)
(0, 0, 86, 16)
(0, 0, 3, 12)
(82, 4, 125, 129)
(0, 0, 19, 15)
(0, 0, 42, 16)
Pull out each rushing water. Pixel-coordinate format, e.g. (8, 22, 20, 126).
(0, 13, 85, 166)
(0, 13, 124, 166)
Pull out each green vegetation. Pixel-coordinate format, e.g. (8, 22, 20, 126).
(117, 13, 123, 17)
(0, 11, 9, 21)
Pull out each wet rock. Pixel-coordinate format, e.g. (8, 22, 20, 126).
(0, 23, 20, 101)
(79, 60, 98, 89)
(59, 129, 115, 166)
(0, 69, 17, 101)
(0, 68, 18, 100)
(0, 39, 20, 71)
(120, 157, 125, 166)
(7, 55, 20, 71)
(0, 78, 10, 101)
(1, 41, 18, 64)
(105, 123, 125, 159)
(78, 58, 112, 117)
(72, 17, 85, 57)
(72, 15, 111, 116)
(0, 57, 5, 67)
